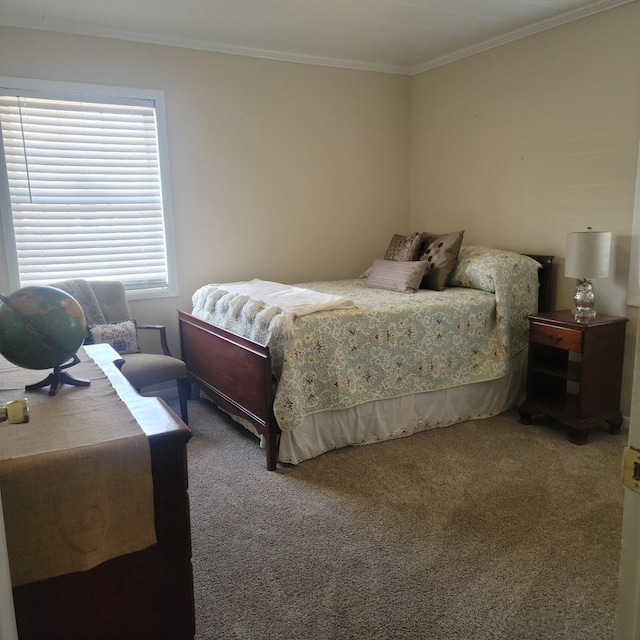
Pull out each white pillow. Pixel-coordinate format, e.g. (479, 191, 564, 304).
(88, 319, 140, 355)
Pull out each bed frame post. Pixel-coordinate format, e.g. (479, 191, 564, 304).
(264, 432, 279, 472)
(527, 254, 555, 312)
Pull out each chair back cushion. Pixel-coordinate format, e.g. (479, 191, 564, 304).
(88, 281, 132, 322)
(50, 279, 106, 325)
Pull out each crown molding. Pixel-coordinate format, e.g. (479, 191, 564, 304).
(410, 0, 636, 75)
(0, 19, 412, 75)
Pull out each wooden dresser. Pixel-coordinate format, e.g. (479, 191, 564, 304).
(4, 344, 195, 640)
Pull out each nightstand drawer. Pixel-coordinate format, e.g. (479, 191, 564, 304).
(529, 323, 582, 352)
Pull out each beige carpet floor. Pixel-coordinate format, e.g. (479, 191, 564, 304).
(184, 399, 625, 640)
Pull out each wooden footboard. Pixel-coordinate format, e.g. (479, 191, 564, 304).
(178, 311, 280, 470)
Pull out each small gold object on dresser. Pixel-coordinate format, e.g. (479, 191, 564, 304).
(0, 399, 29, 424)
(518, 310, 628, 444)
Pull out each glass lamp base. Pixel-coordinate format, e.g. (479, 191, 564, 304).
(573, 279, 596, 319)
(573, 307, 596, 319)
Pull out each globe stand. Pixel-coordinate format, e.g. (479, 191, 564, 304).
(26, 354, 91, 396)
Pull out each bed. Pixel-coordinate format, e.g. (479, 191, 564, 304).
(178, 245, 554, 470)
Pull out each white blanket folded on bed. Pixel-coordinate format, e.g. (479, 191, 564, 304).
(218, 279, 355, 315)
(192, 279, 355, 339)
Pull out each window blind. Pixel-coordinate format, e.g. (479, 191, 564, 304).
(0, 95, 169, 290)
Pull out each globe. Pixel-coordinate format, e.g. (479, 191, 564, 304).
(0, 285, 87, 370)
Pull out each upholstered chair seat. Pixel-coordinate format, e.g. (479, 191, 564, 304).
(120, 352, 187, 388)
(51, 278, 189, 424)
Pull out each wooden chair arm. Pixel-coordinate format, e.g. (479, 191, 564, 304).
(137, 324, 173, 357)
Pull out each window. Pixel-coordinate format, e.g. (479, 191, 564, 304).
(0, 78, 177, 299)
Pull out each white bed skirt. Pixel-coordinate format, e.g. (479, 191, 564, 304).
(216, 350, 527, 465)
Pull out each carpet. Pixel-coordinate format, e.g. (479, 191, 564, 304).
(184, 398, 624, 640)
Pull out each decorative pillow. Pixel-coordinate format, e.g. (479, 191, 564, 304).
(418, 230, 465, 291)
(87, 319, 141, 355)
(366, 259, 427, 293)
(449, 245, 540, 295)
(448, 246, 498, 292)
(383, 232, 423, 262)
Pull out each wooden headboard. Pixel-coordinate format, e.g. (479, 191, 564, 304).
(526, 254, 555, 312)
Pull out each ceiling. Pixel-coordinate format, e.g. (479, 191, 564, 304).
(0, 0, 633, 75)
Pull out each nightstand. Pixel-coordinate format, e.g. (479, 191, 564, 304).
(518, 310, 628, 444)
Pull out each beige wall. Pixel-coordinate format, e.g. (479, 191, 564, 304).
(0, 26, 411, 348)
(1, 5, 640, 413)
(410, 2, 640, 414)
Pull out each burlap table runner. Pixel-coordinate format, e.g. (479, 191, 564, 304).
(0, 348, 156, 586)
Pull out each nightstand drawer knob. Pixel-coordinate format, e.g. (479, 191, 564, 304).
(547, 333, 562, 343)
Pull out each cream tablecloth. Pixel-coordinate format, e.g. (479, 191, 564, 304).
(0, 348, 156, 587)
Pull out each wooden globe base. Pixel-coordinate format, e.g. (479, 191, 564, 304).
(25, 354, 91, 397)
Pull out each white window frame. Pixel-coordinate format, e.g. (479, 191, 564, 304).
(0, 76, 178, 301)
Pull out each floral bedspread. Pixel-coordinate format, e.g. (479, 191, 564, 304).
(191, 247, 540, 431)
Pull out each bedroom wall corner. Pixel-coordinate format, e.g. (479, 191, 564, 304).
(408, 1, 640, 417)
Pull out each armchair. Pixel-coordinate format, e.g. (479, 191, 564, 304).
(51, 279, 189, 424)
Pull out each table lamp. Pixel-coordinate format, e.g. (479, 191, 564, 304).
(565, 227, 611, 319)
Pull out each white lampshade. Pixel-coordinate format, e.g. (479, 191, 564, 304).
(565, 230, 611, 280)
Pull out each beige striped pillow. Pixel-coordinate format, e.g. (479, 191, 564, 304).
(365, 259, 428, 293)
